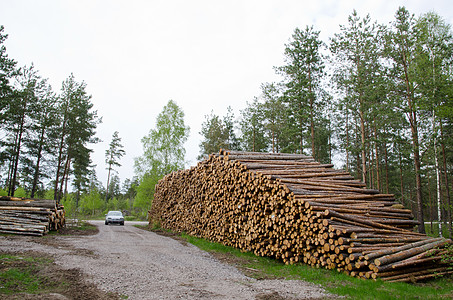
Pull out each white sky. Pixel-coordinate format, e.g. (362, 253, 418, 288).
(1, 0, 452, 187)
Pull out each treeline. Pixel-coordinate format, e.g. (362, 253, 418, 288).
(0, 25, 101, 201)
(0, 26, 153, 218)
(199, 8, 453, 236)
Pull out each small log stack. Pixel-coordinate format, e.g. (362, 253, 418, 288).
(0, 196, 65, 236)
(150, 150, 453, 282)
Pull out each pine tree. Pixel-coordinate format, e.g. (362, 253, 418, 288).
(105, 131, 125, 201)
(385, 7, 426, 232)
(54, 74, 100, 201)
(276, 26, 326, 156)
(239, 98, 267, 152)
(198, 111, 229, 159)
(330, 10, 385, 185)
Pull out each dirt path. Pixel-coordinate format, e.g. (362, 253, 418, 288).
(0, 221, 330, 299)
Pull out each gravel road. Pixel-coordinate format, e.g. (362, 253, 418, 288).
(0, 221, 331, 299)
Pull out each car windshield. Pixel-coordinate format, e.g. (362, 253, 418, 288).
(108, 211, 122, 216)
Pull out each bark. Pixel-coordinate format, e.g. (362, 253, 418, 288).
(359, 108, 367, 184)
(54, 103, 69, 201)
(383, 133, 389, 194)
(10, 99, 27, 196)
(105, 165, 112, 202)
(440, 121, 452, 238)
(373, 124, 381, 191)
(402, 54, 424, 233)
(309, 67, 315, 160)
(345, 112, 349, 172)
(30, 126, 45, 198)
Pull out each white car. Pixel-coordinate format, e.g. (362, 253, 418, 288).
(105, 211, 124, 225)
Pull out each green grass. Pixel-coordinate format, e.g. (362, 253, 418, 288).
(0, 254, 50, 295)
(180, 233, 453, 299)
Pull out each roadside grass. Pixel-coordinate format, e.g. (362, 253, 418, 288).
(0, 254, 55, 295)
(180, 233, 453, 299)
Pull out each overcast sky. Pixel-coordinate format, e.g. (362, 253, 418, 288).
(1, 0, 452, 187)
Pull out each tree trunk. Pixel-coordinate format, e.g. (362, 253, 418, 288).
(10, 103, 26, 197)
(31, 126, 45, 198)
(309, 67, 315, 160)
(54, 104, 69, 201)
(440, 121, 452, 238)
(433, 119, 442, 236)
(399, 149, 404, 205)
(409, 110, 424, 233)
(373, 124, 381, 191)
(7, 133, 18, 196)
(345, 111, 349, 172)
(105, 165, 112, 202)
(359, 108, 367, 185)
(58, 154, 70, 202)
(383, 132, 389, 194)
(401, 50, 424, 233)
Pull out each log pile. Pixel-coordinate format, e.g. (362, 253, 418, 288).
(150, 150, 453, 282)
(0, 196, 65, 236)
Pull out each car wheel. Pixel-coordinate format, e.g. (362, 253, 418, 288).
(120, 222, 124, 226)
(105, 221, 108, 225)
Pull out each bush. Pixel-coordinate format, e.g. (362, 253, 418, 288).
(13, 187, 28, 198)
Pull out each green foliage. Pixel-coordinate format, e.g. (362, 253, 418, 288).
(135, 99, 189, 177)
(79, 189, 103, 216)
(60, 194, 76, 219)
(43, 189, 54, 200)
(105, 131, 125, 201)
(105, 196, 128, 212)
(276, 26, 327, 157)
(134, 174, 157, 217)
(0, 188, 7, 196)
(261, 83, 285, 153)
(134, 100, 189, 217)
(0, 28, 100, 201)
(198, 111, 229, 159)
(13, 187, 27, 198)
(239, 98, 268, 152)
(54, 73, 101, 200)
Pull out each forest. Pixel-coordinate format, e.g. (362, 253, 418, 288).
(0, 7, 452, 236)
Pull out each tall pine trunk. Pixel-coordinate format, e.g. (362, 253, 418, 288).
(410, 109, 425, 233)
(10, 103, 26, 197)
(31, 126, 45, 198)
(373, 124, 381, 191)
(359, 108, 367, 184)
(440, 121, 452, 238)
(105, 165, 112, 202)
(54, 105, 69, 201)
(402, 52, 425, 233)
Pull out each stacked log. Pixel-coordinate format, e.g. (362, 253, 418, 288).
(0, 196, 65, 236)
(150, 150, 453, 282)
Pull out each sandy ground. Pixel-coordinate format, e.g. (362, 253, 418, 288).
(0, 220, 332, 300)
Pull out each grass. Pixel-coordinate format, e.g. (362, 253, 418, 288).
(180, 233, 453, 299)
(0, 254, 52, 295)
